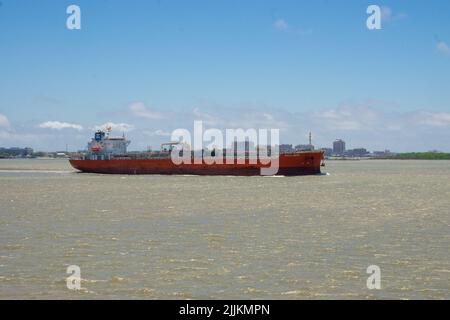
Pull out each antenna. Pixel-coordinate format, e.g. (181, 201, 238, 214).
(309, 132, 312, 145)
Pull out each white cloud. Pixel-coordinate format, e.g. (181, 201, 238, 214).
(381, 6, 407, 22)
(94, 122, 134, 132)
(436, 41, 450, 55)
(273, 18, 311, 36)
(314, 106, 450, 132)
(143, 129, 171, 137)
(191, 107, 290, 130)
(129, 102, 164, 120)
(312, 105, 380, 131)
(192, 107, 220, 126)
(274, 19, 288, 31)
(0, 113, 10, 128)
(0, 129, 52, 147)
(4, 101, 450, 152)
(412, 111, 450, 127)
(39, 121, 83, 131)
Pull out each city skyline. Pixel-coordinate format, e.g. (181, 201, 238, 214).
(0, 1, 450, 152)
(0, 136, 431, 156)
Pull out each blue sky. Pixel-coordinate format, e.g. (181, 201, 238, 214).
(0, 0, 449, 151)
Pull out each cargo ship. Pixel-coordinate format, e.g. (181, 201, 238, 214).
(69, 130, 324, 176)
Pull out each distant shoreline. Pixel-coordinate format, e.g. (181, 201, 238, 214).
(326, 152, 450, 161)
(1, 152, 450, 161)
(372, 152, 450, 160)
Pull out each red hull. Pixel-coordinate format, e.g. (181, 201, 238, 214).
(69, 151, 324, 176)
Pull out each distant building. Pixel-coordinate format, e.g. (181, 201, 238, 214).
(345, 148, 369, 157)
(55, 152, 69, 158)
(333, 139, 346, 155)
(0, 147, 34, 158)
(279, 144, 293, 153)
(295, 144, 314, 151)
(321, 148, 333, 156)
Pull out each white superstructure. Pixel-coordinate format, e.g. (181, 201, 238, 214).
(87, 129, 130, 159)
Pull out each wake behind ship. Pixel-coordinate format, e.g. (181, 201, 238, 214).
(69, 130, 324, 176)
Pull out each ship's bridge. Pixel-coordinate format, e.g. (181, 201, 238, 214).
(87, 130, 130, 159)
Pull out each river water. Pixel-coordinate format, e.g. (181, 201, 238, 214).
(0, 159, 448, 299)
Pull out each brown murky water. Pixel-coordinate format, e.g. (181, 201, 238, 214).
(0, 159, 449, 299)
